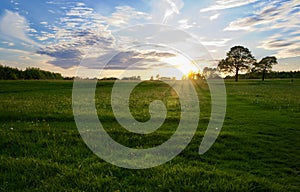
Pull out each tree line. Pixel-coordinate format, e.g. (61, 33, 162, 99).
(225, 70, 300, 80)
(0, 65, 63, 80)
(186, 67, 299, 81)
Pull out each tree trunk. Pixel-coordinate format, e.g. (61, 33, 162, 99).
(262, 69, 265, 81)
(235, 67, 239, 82)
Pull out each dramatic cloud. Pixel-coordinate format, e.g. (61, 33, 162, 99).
(36, 29, 115, 68)
(36, 2, 114, 68)
(84, 50, 177, 70)
(223, 0, 300, 58)
(0, 10, 40, 47)
(200, 0, 258, 12)
(35, 2, 155, 69)
(224, 0, 299, 31)
(1, 0, 299, 74)
(37, 47, 83, 68)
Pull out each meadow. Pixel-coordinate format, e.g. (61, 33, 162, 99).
(0, 79, 299, 191)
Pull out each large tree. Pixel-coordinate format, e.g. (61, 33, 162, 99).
(253, 56, 278, 81)
(218, 46, 256, 82)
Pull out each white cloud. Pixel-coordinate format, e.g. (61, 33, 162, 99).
(224, 17, 254, 31)
(76, 2, 85, 7)
(35, 31, 55, 41)
(200, 0, 258, 12)
(209, 13, 220, 21)
(48, 10, 55, 14)
(178, 19, 195, 29)
(0, 10, 40, 47)
(199, 38, 231, 47)
(2, 41, 15, 46)
(40, 21, 48, 25)
(19, 55, 30, 60)
(107, 6, 151, 27)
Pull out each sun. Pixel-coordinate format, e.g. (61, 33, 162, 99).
(160, 54, 199, 79)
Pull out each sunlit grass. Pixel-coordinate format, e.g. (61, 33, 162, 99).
(0, 79, 299, 191)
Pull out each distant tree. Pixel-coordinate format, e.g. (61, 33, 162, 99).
(195, 71, 204, 80)
(156, 74, 160, 80)
(100, 77, 118, 81)
(218, 46, 256, 82)
(150, 76, 154, 81)
(187, 71, 195, 80)
(64, 76, 75, 80)
(224, 70, 300, 80)
(187, 71, 203, 80)
(253, 56, 278, 81)
(203, 67, 220, 79)
(121, 76, 141, 81)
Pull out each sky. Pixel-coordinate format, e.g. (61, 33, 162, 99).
(0, 0, 299, 79)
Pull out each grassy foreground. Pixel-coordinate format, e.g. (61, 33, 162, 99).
(0, 79, 299, 191)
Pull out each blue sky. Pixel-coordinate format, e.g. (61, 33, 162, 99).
(0, 0, 299, 78)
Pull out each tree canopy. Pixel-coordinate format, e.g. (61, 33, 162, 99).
(253, 56, 278, 81)
(218, 45, 256, 82)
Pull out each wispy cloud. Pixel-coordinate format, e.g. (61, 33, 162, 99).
(2, 41, 15, 46)
(200, 0, 258, 12)
(149, 0, 184, 24)
(0, 47, 32, 54)
(107, 6, 151, 27)
(209, 13, 220, 21)
(259, 33, 300, 58)
(178, 19, 196, 29)
(0, 10, 40, 47)
(162, 0, 183, 24)
(200, 38, 231, 47)
(224, 0, 299, 31)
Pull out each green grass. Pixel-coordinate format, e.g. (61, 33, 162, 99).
(0, 79, 299, 191)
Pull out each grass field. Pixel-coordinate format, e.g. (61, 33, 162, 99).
(0, 79, 299, 191)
